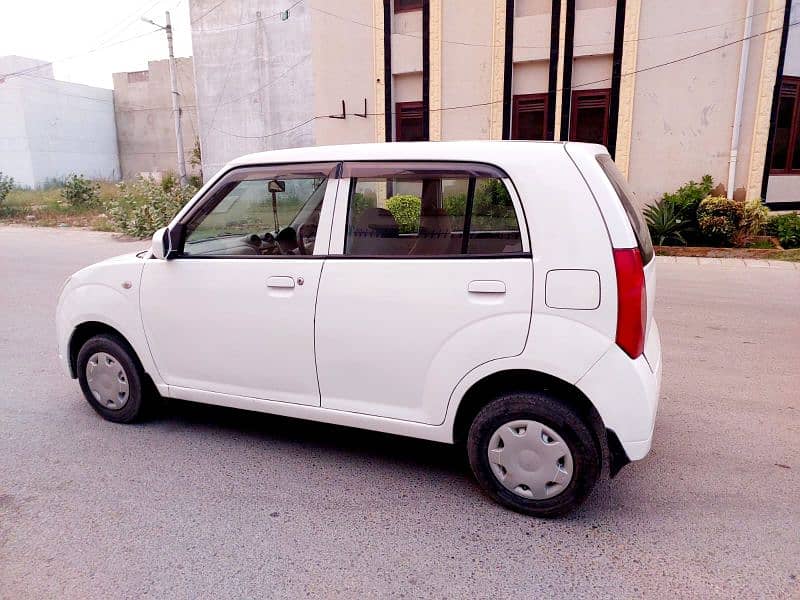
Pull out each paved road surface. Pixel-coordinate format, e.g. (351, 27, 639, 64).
(1, 226, 798, 599)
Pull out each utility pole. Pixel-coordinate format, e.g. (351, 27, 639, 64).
(142, 11, 187, 185)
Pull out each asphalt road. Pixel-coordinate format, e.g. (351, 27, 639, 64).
(1, 226, 798, 599)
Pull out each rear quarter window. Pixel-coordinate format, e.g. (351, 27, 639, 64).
(596, 154, 654, 264)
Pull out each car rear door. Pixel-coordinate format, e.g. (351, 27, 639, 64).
(314, 161, 533, 425)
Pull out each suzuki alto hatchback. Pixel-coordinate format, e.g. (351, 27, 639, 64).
(56, 141, 661, 517)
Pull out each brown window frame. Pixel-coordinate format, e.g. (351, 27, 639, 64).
(770, 76, 800, 175)
(394, 0, 423, 13)
(395, 101, 426, 142)
(569, 88, 611, 146)
(511, 93, 549, 140)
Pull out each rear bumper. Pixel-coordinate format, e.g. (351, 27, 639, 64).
(577, 321, 662, 462)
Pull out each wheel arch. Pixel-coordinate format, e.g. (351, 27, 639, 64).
(451, 369, 624, 476)
(68, 321, 142, 379)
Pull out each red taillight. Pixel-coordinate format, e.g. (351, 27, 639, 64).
(613, 248, 646, 359)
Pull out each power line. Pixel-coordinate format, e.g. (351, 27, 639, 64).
(208, 18, 798, 140)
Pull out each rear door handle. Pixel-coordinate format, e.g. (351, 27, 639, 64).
(468, 280, 506, 294)
(267, 276, 295, 289)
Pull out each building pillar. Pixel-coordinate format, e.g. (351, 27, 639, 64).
(747, 0, 787, 199)
(490, 0, 507, 139)
(429, 0, 443, 140)
(373, 0, 387, 142)
(614, 0, 641, 178)
(553, 1, 567, 141)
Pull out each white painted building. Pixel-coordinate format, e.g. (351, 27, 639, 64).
(0, 56, 120, 188)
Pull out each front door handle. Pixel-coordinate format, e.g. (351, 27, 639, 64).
(468, 280, 506, 294)
(267, 276, 295, 289)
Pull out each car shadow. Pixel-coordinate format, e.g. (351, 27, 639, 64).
(155, 398, 469, 477)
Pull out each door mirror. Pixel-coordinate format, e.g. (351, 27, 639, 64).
(151, 227, 170, 260)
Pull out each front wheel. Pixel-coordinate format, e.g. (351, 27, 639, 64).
(76, 334, 147, 423)
(467, 391, 600, 517)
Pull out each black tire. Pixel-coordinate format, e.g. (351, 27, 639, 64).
(76, 334, 147, 423)
(467, 391, 600, 518)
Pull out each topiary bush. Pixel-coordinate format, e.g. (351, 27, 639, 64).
(0, 172, 14, 206)
(696, 196, 744, 246)
(764, 212, 800, 249)
(61, 173, 100, 207)
(385, 194, 421, 234)
(106, 177, 197, 238)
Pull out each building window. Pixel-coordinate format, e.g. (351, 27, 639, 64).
(395, 0, 423, 13)
(569, 89, 611, 146)
(770, 77, 800, 174)
(395, 101, 426, 141)
(511, 93, 548, 140)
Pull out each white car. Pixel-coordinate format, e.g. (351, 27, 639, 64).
(56, 141, 661, 517)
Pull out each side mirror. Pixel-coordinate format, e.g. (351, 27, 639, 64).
(151, 227, 170, 260)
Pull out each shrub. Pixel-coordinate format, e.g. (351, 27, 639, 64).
(643, 198, 688, 245)
(106, 177, 197, 238)
(443, 193, 467, 217)
(662, 174, 714, 218)
(61, 173, 100, 207)
(385, 195, 421, 234)
(0, 172, 14, 206)
(739, 199, 770, 237)
(765, 212, 800, 249)
(696, 196, 743, 246)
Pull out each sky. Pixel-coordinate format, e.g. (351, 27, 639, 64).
(0, 0, 194, 89)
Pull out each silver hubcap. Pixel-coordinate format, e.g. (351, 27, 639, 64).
(86, 352, 129, 410)
(487, 419, 574, 500)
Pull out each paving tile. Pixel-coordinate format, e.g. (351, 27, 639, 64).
(743, 259, 770, 268)
(698, 257, 722, 266)
(766, 260, 798, 269)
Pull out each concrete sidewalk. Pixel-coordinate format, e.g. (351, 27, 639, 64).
(656, 255, 800, 269)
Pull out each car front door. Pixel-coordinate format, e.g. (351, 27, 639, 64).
(314, 161, 533, 425)
(140, 163, 339, 406)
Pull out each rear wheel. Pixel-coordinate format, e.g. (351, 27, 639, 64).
(467, 391, 600, 517)
(76, 334, 147, 423)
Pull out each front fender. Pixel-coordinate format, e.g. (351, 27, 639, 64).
(55, 259, 164, 388)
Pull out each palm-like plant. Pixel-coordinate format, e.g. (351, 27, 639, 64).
(644, 199, 688, 246)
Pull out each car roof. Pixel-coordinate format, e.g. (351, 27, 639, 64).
(226, 140, 608, 169)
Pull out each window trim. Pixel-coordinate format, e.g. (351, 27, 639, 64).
(511, 93, 549, 140)
(172, 162, 340, 259)
(394, 0, 423, 13)
(569, 88, 611, 146)
(333, 160, 529, 258)
(395, 101, 426, 142)
(769, 76, 800, 175)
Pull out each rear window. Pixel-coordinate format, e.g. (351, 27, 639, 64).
(596, 154, 654, 264)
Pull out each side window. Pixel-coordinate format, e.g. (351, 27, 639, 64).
(344, 163, 523, 257)
(181, 164, 335, 257)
